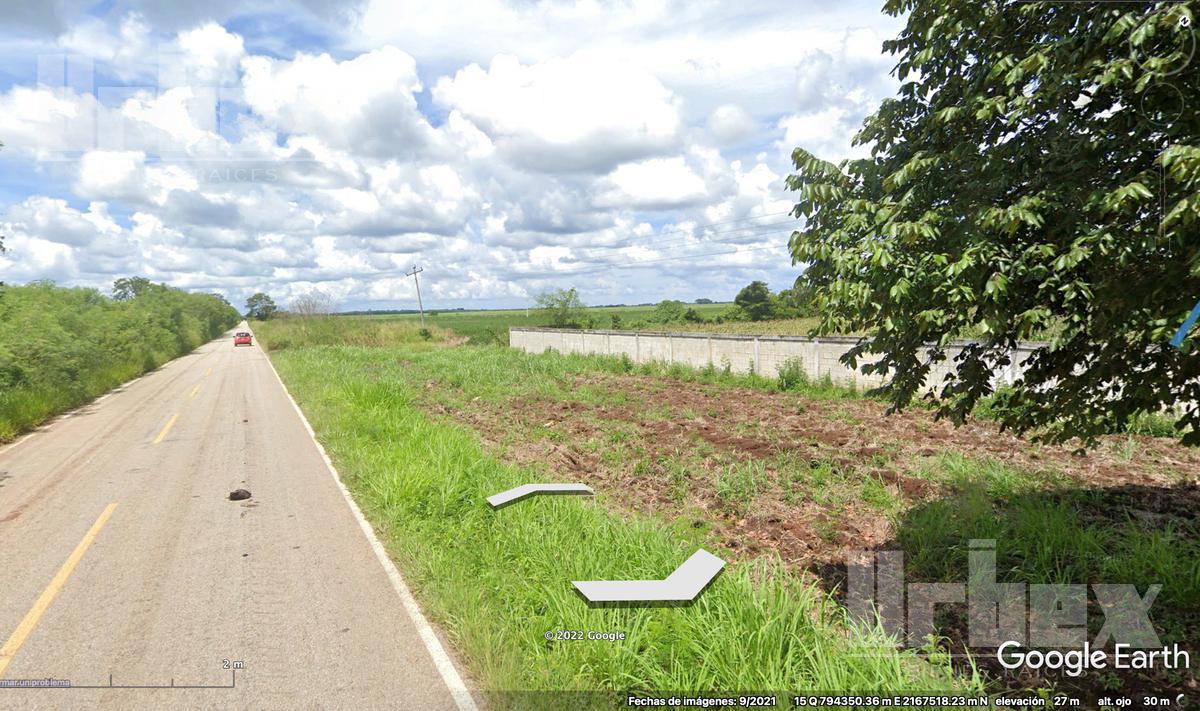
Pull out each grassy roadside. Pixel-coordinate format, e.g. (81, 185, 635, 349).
(0, 282, 238, 441)
(257, 320, 1198, 701)
(250, 314, 456, 349)
(260, 339, 973, 705)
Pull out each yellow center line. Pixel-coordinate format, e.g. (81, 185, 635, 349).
(205, 367, 212, 377)
(190, 383, 202, 398)
(153, 413, 179, 444)
(0, 503, 118, 678)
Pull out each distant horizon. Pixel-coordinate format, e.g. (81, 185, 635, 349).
(1, 277, 770, 314)
(335, 299, 736, 316)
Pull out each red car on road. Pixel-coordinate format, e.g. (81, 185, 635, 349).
(234, 332, 253, 347)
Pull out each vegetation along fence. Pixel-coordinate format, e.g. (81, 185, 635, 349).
(509, 327, 1044, 392)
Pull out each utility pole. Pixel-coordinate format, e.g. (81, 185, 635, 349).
(405, 265, 425, 326)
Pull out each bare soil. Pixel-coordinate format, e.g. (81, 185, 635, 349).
(423, 370, 1200, 699)
(426, 372, 1200, 572)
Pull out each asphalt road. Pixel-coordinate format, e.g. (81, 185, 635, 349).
(0, 325, 473, 710)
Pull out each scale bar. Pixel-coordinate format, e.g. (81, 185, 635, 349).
(1, 670, 236, 690)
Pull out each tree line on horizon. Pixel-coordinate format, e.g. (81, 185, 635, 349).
(532, 281, 816, 329)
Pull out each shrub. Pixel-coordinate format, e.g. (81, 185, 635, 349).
(650, 299, 688, 324)
(777, 357, 809, 391)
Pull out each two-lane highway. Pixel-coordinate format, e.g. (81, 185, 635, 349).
(0, 326, 473, 709)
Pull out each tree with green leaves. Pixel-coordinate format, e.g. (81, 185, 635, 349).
(112, 276, 153, 301)
(734, 281, 775, 321)
(788, 1, 1199, 444)
(534, 287, 586, 328)
(652, 299, 688, 323)
(776, 284, 819, 318)
(245, 292, 278, 321)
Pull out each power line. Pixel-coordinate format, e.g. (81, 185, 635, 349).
(510, 238, 788, 279)
(338, 213, 798, 284)
(560, 210, 795, 256)
(568, 218, 798, 259)
(335, 211, 795, 273)
(650, 209, 793, 231)
(504, 210, 794, 260)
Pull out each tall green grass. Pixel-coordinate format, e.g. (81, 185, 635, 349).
(258, 318, 1200, 699)
(350, 304, 735, 343)
(973, 387, 1186, 439)
(292, 305, 827, 346)
(252, 316, 451, 350)
(898, 453, 1200, 648)
(270, 345, 974, 703)
(261, 335, 867, 407)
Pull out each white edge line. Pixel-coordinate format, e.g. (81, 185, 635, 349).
(262, 352, 479, 711)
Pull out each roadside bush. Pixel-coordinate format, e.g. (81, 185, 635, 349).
(645, 300, 710, 326)
(0, 281, 239, 440)
(733, 281, 774, 321)
(719, 305, 747, 323)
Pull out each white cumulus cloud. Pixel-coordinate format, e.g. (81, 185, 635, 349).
(433, 53, 683, 173)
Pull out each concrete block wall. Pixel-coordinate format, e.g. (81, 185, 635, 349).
(509, 327, 1043, 392)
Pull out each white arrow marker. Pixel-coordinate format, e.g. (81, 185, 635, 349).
(573, 549, 725, 604)
(487, 483, 593, 510)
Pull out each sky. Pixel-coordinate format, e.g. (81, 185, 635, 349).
(0, 0, 905, 312)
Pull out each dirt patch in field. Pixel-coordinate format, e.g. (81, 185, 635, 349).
(426, 372, 1199, 575)
(426, 372, 1200, 700)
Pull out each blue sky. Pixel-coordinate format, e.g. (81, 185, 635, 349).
(0, 0, 904, 311)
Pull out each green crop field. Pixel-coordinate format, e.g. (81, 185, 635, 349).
(253, 317, 1199, 704)
(336, 304, 823, 345)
